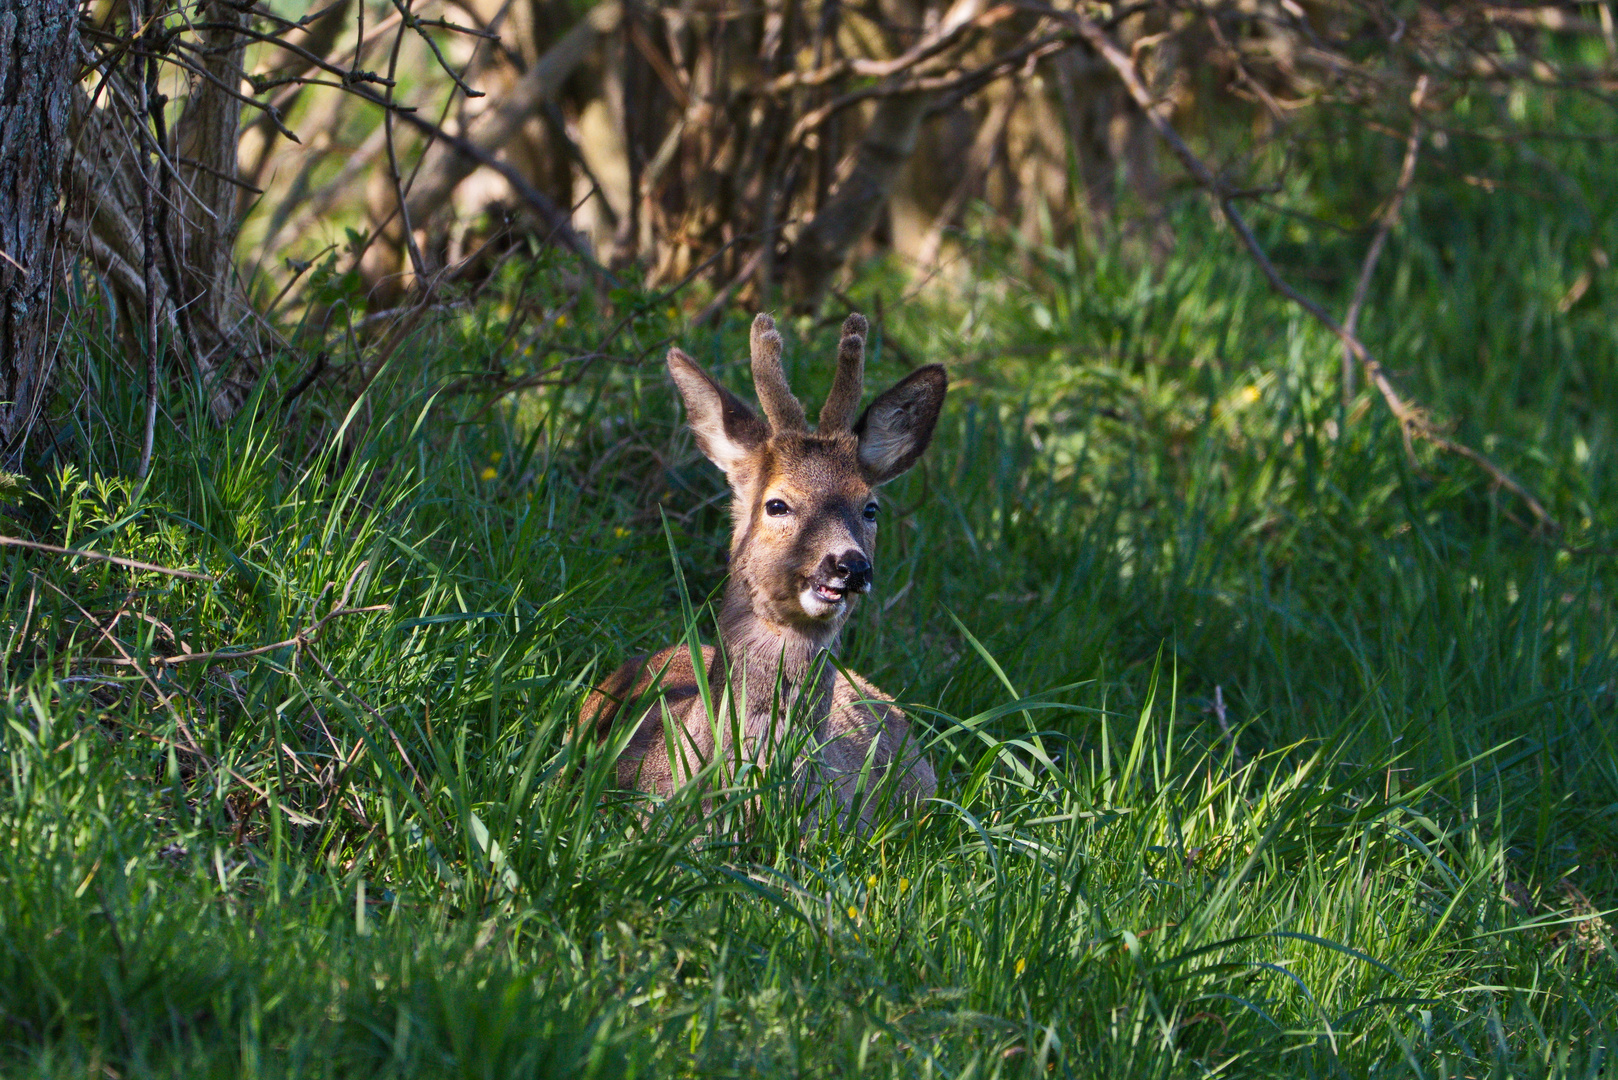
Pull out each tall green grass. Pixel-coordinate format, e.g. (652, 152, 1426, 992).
(3, 113, 1617, 1075)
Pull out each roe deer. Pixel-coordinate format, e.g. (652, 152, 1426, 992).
(581, 312, 946, 828)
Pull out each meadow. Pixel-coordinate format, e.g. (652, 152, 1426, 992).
(2, 112, 1616, 1076)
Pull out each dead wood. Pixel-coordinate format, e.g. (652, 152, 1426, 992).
(1343, 76, 1429, 403)
(359, 0, 622, 300)
(0, 535, 216, 581)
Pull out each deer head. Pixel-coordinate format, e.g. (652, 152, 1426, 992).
(668, 313, 947, 640)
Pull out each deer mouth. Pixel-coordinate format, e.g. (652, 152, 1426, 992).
(810, 582, 848, 605)
(799, 579, 852, 619)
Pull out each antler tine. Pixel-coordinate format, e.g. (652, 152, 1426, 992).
(818, 312, 867, 432)
(750, 313, 808, 432)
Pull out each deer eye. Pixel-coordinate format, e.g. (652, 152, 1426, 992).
(863, 503, 879, 522)
(764, 498, 792, 517)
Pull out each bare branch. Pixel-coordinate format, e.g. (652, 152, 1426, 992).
(1036, 2, 1559, 533)
(760, 2, 1017, 93)
(0, 536, 217, 580)
(789, 31, 1073, 142)
(1343, 75, 1429, 402)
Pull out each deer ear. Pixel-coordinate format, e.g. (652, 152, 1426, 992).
(853, 364, 947, 484)
(668, 348, 768, 478)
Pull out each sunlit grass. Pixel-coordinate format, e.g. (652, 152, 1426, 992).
(5, 124, 1618, 1075)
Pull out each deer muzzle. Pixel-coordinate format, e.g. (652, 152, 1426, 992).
(814, 550, 872, 599)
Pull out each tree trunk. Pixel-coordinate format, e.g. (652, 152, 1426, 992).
(0, 0, 76, 463)
(174, 0, 255, 420)
(784, 90, 932, 307)
(63, 1, 255, 423)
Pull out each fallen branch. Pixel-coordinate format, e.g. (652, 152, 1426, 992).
(1039, 2, 1558, 533)
(133, 602, 388, 667)
(0, 536, 217, 580)
(72, 561, 386, 667)
(45, 560, 406, 819)
(303, 642, 428, 797)
(437, 352, 616, 399)
(37, 574, 210, 763)
(1343, 75, 1429, 402)
(41, 573, 324, 825)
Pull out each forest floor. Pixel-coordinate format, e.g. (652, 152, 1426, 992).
(4, 126, 1618, 1077)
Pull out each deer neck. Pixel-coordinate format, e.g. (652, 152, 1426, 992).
(716, 577, 842, 721)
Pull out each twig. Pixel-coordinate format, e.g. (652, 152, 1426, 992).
(73, 563, 386, 670)
(1201, 7, 1287, 125)
(382, 6, 427, 282)
(694, 247, 766, 326)
(2, 577, 38, 676)
(1343, 75, 1429, 402)
(146, 36, 205, 383)
(542, 101, 618, 231)
(437, 352, 615, 398)
(1038, 3, 1559, 534)
(186, 20, 395, 92)
(257, 7, 400, 118)
(915, 81, 1017, 268)
(761, 3, 1016, 93)
(135, 6, 160, 482)
(35, 575, 206, 757)
(281, 350, 329, 408)
(615, 221, 793, 344)
(112, 603, 389, 667)
(376, 102, 609, 275)
(0, 536, 217, 581)
(42, 574, 321, 826)
(52, 559, 409, 812)
(789, 32, 1073, 143)
(128, 43, 300, 142)
(302, 642, 427, 797)
(385, 0, 486, 99)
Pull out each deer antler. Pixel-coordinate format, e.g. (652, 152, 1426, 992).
(750, 313, 808, 431)
(818, 313, 867, 432)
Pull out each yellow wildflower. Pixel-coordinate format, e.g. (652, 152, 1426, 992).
(898, 877, 910, 894)
(554, 314, 568, 329)
(613, 526, 630, 539)
(867, 875, 878, 889)
(490, 450, 502, 462)
(1240, 385, 1260, 404)
(480, 466, 497, 481)
(846, 905, 859, 921)
(1014, 957, 1026, 976)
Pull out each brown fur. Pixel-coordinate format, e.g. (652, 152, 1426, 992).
(581, 313, 946, 830)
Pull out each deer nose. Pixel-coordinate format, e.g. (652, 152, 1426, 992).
(834, 552, 873, 593)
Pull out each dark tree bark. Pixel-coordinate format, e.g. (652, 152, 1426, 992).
(0, 0, 76, 462)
